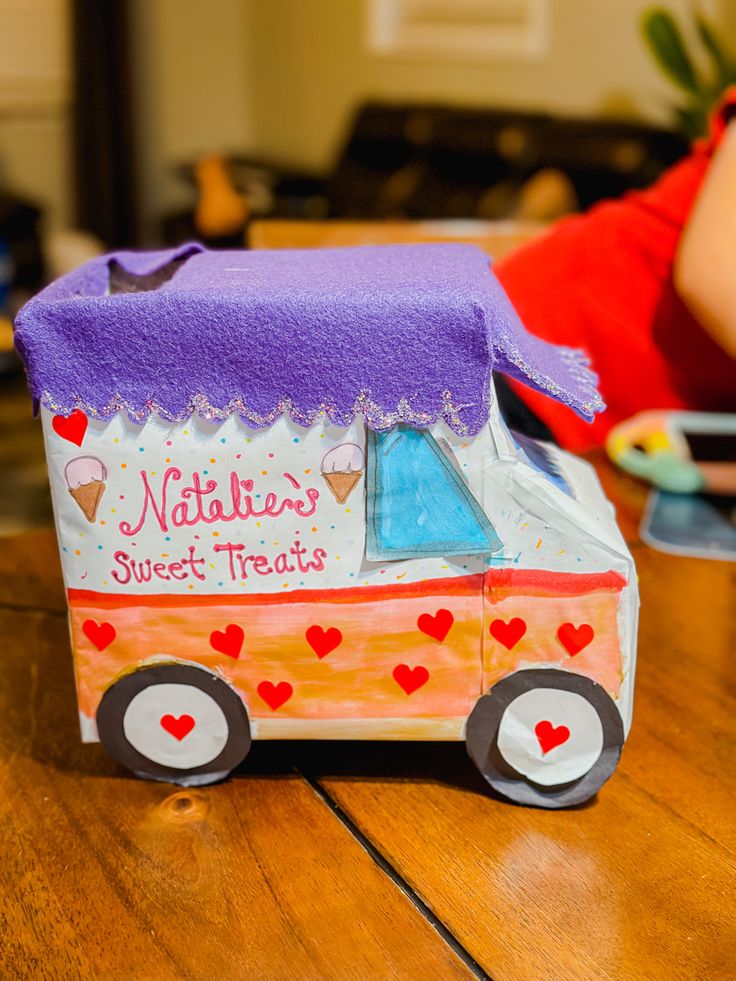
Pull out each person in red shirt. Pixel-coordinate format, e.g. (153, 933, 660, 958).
(494, 89, 736, 451)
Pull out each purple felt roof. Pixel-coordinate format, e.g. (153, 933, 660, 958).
(15, 242, 603, 436)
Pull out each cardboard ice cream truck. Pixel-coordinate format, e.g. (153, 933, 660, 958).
(15, 243, 638, 808)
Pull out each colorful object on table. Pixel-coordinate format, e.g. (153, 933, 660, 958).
(607, 410, 736, 494)
(193, 154, 249, 239)
(641, 489, 736, 561)
(15, 244, 638, 808)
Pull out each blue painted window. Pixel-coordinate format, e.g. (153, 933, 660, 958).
(366, 427, 501, 560)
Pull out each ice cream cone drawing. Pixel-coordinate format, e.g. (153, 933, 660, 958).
(65, 456, 108, 522)
(321, 443, 364, 504)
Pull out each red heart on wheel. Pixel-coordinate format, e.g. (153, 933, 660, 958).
(489, 617, 527, 650)
(82, 619, 116, 651)
(306, 624, 342, 659)
(210, 623, 244, 659)
(257, 680, 293, 711)
(535, 720, 570, 755)
(52, 409, 88, 446)
(160, 714, 195, 741)
(557, 622, 594, 656)
(393, 664, 429, 695)
(417, 609, 454, 642)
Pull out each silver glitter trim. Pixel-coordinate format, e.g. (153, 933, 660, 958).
(38, 389, 480, 436)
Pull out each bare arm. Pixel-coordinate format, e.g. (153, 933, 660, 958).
(674, 120, 736, 359)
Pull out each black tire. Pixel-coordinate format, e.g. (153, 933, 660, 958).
(466, 668, 625, 808)
(96, 662, 251, 786)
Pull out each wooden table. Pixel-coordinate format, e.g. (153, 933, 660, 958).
(248, 218, 547, 260)
(1, 463, 734, 980)
(2, 222, 735, 979)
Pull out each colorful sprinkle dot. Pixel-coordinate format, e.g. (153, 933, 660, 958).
(166, 440, 173, 446)
(74, 549, 80, 556)
(165, 536, 171, 542)
(235, 453, 242, 460)
(212, 531, 219, 538)
(119, 494, 125, 500)
(210, 458, 216, 464)
(246, 438, 251, 444)
(261, 470, 268, 476)
(187, 584, 194, 590)
(220, 438, 227, 444)
(99, 520, 106, 526)
(113, 437, 119, 443)
(292, 437, 299, 443)
(97, 545, 103, 551)
(120, 463, 127, 469)
(268, 452, 274, 459)
(183, 430, 189, 436)
(311, 526, 317, 532)
(304, 468, 311, 474)
(165, 458, 171, 463)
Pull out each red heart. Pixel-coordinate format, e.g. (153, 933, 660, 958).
(257, 680, 293, 711)
(393, 664, 430, 695)
(417, 609, 454, 642)
(160, 714, 195, 740)
(82, 619, 116, 651)
(52, 409, 88, 446)
(306, 624, 342, 659)
(210, 623, 244, 659)
(535, 719, 570, 754)
(557, 622, 594, 656)
(489, 617, 527, 650)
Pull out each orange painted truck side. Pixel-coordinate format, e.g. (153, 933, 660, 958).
(69, 568, 626, 740)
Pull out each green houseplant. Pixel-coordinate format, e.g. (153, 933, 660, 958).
(642, 7, 736, 137)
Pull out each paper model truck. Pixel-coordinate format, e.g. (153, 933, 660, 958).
(15, 243, 638, 808)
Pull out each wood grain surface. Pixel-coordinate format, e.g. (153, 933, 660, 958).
(1, 459, 733, 980)
(248, 218, 547, 261)
(0, 542, 475, 980)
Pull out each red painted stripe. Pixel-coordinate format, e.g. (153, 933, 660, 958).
(67, 568, 625, 610)
(484, 568, 626, 594)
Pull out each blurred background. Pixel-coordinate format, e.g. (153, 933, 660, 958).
(1, 0, 735, 532)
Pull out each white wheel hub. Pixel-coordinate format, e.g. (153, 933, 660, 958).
(496, 687, 604, 786)
(123, 683, 230, 769)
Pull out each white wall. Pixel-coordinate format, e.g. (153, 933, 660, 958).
(130, 0, 255, 239)
(0, 0, 71, 231)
